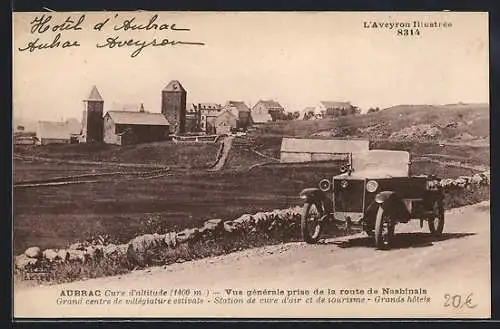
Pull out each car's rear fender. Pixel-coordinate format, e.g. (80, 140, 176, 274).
(374, 191, 410, 222)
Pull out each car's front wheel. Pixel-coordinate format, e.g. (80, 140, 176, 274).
(301, 202, 324, 244)
(374, 206, 395, 250)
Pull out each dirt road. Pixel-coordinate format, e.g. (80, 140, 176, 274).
(14, 201, 490, 318)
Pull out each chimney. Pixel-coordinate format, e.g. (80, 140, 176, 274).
(139, 103, 145, 113)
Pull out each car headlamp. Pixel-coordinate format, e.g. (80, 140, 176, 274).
(319, 179, 331, 192)
(340, 180, 349, 188)
(366, 180, 379, 193)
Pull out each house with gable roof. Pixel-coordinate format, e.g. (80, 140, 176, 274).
(224, 100, 251, 129)
(251, 100, 285, 123)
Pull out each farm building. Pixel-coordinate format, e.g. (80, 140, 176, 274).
(213, 109, 237, 135)
(36, 119, 82, 145)
(103, 111, 170, 145)
(224, 100, 251, 129)
(280, 138, 370, 163)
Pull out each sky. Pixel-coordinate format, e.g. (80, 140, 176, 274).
(13, 11, 489, 121)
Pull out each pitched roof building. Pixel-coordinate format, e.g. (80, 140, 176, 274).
(251, 100, 284, 123)
(224, 101, 251, 129)
(225, 101, 250, 113)
(103, 110, 170, 145)
(105, 111, 169, 126)
(214, 109, 237, 135)
(161, 80, 187, 134)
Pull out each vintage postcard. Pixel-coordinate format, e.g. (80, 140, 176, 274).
(12, 11, 490, 319)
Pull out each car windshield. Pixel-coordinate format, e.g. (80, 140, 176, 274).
(350, 150, 410, 177)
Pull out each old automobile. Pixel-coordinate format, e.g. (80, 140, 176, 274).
(299, 150, 445, 249)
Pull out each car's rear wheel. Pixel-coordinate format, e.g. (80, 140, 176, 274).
(374, 206, 395, 250)
(428, 199, 445, 235)
(301, 202, 324, 244)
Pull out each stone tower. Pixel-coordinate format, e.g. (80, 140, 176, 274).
(83, 86, 104, 143)
(161, 80, 186, 135)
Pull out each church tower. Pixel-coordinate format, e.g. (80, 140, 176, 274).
(83, 86, 104, 143)
(161, 80, 187, 135)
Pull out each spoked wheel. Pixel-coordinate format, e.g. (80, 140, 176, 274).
(374, 206, 395, 250)
(428, 199, 445, 235)
(301, 202, 324, 244)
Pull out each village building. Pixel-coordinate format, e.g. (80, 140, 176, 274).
(80, 85, 173, 146)
(103, 110, 170, 145)
(213, 109, 237, 135)
(36, 118, 81, 145)
(224, 100, 251, 130)
(251, 100, 285, 123)
(315, 101, 353, 118)
(198, 103, 223, 134)
(161, 80, 187, 135)
(81, 86, 104, 143)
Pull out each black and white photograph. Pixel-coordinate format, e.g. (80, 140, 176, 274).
(12, 11, 490, 318)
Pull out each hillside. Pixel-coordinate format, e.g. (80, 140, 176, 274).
(14, 141, 220, 170)
(252, 103, 489, 143)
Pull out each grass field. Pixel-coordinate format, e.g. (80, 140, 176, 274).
(14, 141, 219, 169)
(13, 162, 341, 253)
(13, 157, 489, 254)
(13, 159, 145, 183)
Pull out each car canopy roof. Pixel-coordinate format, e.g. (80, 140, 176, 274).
(340, 150, 411, 178)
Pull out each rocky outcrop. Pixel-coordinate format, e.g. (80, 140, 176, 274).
(25, 247, 41, 259)
(389, 124, 442, 142)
